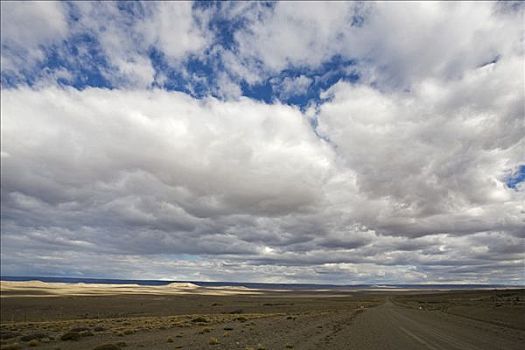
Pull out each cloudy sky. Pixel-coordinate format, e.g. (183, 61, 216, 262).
(1, 1, 524, 284)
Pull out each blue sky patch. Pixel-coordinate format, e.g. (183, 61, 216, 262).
(506, 165, 525, 190)
(243, 56, 360, 109)
(0, 1, 357, 110)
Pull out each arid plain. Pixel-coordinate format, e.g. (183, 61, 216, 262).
(1, 281, 524, 350)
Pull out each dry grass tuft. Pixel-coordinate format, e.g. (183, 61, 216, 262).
(208, 337, 220, 345)
(191, 317, 209, 323)
(60, 331, 80, 341)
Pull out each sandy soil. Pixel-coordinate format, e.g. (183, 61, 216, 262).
(1, 281, 523, 350)
(0, 281, 260, 298)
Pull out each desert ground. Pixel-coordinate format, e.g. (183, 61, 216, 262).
(1, 281, 524, 350)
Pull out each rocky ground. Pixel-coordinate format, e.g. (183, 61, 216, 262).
(1, 284, 523, 350)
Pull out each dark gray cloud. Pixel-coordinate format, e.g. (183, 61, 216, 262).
(1, 2, 524, 284)
(1, 84, 523, 283)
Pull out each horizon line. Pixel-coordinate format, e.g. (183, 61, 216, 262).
(2, 275, 523, 287)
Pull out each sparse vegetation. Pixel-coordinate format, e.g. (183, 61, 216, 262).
(0, 331, 20, 340)
(69, 327, 89, 333)
(208, 337, 220, 345)
(60, 331, 81, 341)
(1, 288, 520, 350)
(20, 333, 47, 342)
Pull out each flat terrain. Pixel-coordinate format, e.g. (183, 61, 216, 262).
(344, 299, 524, 350)
(1, 282, 523, 349)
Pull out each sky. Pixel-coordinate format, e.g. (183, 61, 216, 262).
(1, 1, 524, 285)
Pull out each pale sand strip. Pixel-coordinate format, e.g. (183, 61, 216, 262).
(0, 280, 262, 297)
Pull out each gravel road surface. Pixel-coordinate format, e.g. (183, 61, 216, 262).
(336, 299, 524, 350)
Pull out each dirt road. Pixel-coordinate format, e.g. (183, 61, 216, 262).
(335, 299, 525, 350)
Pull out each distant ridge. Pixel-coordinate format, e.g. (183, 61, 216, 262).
(1, 276, 521, 290)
